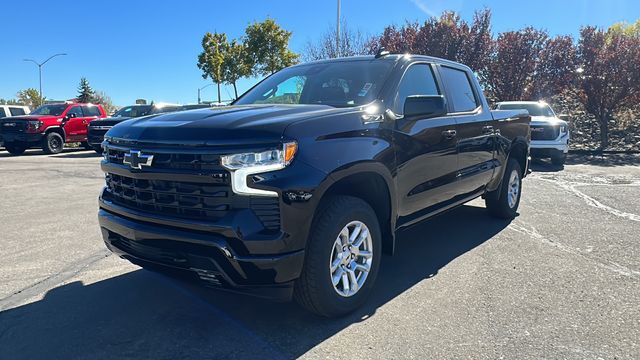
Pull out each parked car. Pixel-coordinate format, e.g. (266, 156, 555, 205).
(0, 105, 30, 118)
(0, 105, 31, 147)
(495, 101, 569, 165)
(87, 103, 181, 153)
(0, 102, 106, 155)
(98, 54, 530, 317)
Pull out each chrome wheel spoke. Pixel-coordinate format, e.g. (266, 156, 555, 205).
(341, 272, 350, 292)
(358, 250, 372, 259)
(352, 228, 369, 248)
(348, 223, 362, 244)
(330, 257, 341, 272)
(355, 263, 370, 273)
(347, 269, 359, 292)
(332, 267, 344, 286)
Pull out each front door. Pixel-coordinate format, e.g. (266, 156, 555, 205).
(393, 63, 459, 227)
(62, 105, 88, 142)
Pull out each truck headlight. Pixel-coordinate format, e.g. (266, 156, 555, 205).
(26, 120, 43, 132)
(221, 142, 297, 197)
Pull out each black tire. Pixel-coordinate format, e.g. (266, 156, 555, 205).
(42, 132, 64, 154)
(551, 152, 566, 166)
(81, 141, 93, 151)
(294, 196, 382, 317)
(92, 145, 103, 155)
(4, 143, 26, 155)
(485, 158, 522, 219)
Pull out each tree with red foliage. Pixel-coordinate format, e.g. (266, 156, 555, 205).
(577, 26, 640, 149)
(531, 35, 578, 100)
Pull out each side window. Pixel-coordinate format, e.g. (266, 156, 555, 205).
(82, 106, 101, 117)
(440, 66, 479, 113)
(395, 64, 439, 114)
(66, 106, 84, 117)
(9, 107, 26, 116)
(0, 108, 6, 117)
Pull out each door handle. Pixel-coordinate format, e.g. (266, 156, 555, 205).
(482, 125, 494, 134)
(442, 129, 457, 139)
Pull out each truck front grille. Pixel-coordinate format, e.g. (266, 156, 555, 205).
(105, 173, 232, 221)
(105, 147, 221, 171)
(1, 121, 26, 133)
(530, 125, 560, 140)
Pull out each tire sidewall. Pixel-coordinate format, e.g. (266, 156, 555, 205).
(306, 198, 382, 316)
(502, 159, 522, 216)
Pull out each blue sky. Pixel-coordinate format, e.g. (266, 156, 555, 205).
(1, 0, 638, 106)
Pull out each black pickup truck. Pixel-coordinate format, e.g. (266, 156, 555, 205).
(98, 54, 530, 317)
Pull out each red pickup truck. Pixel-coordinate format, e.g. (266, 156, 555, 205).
(0, 102, 107, 155)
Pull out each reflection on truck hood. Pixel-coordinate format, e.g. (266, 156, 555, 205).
(106, 104, 349, 146)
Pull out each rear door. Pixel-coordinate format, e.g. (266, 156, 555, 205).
(438, 65, 496, 197)
(393, 63, 459, 226)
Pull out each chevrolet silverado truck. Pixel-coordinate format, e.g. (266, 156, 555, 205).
(98, 54, 530, 317)
(495, 101, 569, 166)
(1, 102, 106, 155)
(87, 103, 182, 153)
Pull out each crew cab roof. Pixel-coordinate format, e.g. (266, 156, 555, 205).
(296, 54, 473, 72)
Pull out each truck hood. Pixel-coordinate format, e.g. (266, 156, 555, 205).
(2, 115, 60, 122)
(90, 117, 133, 127)
(530, 116, 567, 127)
(106, 104, 345, 146)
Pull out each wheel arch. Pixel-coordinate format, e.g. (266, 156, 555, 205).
(314, 163, 397, 255)
(44, 126, 66, 142)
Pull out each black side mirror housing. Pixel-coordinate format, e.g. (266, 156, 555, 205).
(403, 95, 447, 119)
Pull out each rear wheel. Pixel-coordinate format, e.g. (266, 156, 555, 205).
(92, 145, 103, 154)
(485, 158, 522, 219)
(42, 132, 64, 154)
(4, 143, 26, 155)
(81, 141, 93, 151)
(294, 196, 381, 317)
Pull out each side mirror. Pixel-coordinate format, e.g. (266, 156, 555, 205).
(64, 113, 77, 120)
(558, 114, 570, 121)
(403, 95, 447, 119)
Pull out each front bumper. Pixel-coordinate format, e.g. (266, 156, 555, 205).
(0, 132, 44, 144)
(530, 133, 569, 157)
(99, 204, 305, 300)
(87, 128, 109, 147)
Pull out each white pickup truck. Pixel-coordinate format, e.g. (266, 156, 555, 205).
(495, 101, 570, 166)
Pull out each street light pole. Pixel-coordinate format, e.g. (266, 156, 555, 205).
(336, 0, 341, 57)
(198, 83, 215, 104)
(23, 53, 67, 105)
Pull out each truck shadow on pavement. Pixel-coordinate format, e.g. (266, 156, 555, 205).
(0, 205, 511, 359)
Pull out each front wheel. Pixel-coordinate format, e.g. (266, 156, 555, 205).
(485, 158, 522, 219)
(42, 132, 64, 154)
(294, 196, 382, 317)
(551, 152, 567, 166)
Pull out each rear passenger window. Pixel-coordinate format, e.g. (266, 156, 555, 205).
(9, 107, 26, 116)
(440, 66, 479, 113)
(0, 108, 6, 117)
(82, 106, 101, 117)
(67, 106, 84, 117)
(395, 64, 439, 114)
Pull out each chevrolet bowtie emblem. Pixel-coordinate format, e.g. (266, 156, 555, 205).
(123, 150, 154, 169)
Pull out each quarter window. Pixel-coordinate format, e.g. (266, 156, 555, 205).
(395, 64, 440, 114)
(0, 108, 6, 117)
(9, 107, 26, 116)
(440, 66, 479, 113)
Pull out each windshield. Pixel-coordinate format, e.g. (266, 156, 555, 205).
(498, 103, 555, 117)
(112, 105, 152, 118)
(235, 60, 394, 107)
(30, 104, 69, 116)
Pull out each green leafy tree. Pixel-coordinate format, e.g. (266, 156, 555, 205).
(77, 77, 96, 103)
(197, 32, 228, 103)
(0, 98, 21, 105)
(222, 40, 252, 99)
(244, 19, 298, 76)
(16, 88, 44, 108)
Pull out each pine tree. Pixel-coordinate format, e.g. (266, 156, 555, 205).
(77, 77, 96, 103)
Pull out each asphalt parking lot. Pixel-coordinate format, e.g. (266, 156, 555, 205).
(1, 149, 639, 359)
